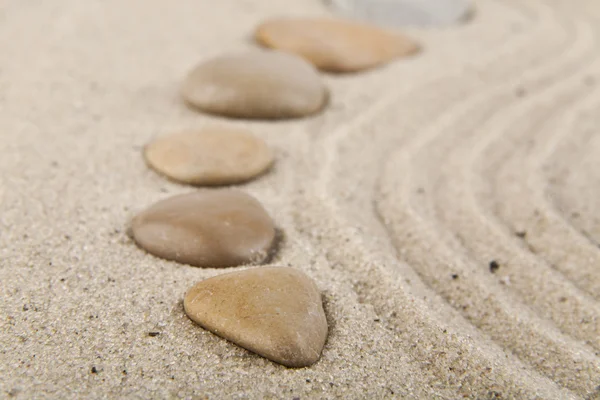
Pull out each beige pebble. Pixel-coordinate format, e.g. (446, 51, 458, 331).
(181, 50, 328, 119)
(144, 127, 274, 186)
(131, 190, 276, 268)
(255, 17, 419, 73)
(184, 267, 328, 367)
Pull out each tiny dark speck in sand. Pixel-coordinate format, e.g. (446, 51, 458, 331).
(148, 332, 160, 337)
(515, 230, 526, 238)
(91, 367, 98, 374)
(451, 274, 459, 280)
(489, 260, 500, 273)
(584, 75, 595, 86)
(515, 86, 527, 97)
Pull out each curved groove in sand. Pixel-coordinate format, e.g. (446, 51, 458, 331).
(375, 3, 600, 397)
(287, 0, 599, 398)
(421, 8, 600, 349)
(377, 31, 599, 400)
(488, 85, 600, 300)
(481, 84, 600, 311)
(413, 42, 600, 395)
(543, 112, 600, 249)
(287, 0, 598, 398)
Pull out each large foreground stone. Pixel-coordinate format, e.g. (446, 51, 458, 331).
(184, 267, 328, 367)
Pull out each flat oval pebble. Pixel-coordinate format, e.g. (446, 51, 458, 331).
(255, 17, 419, 73)
(184, 267, 328, 367)
(144, 127, 274, 186)
(131, 190, 276, 268)
(325, 0, 473, 27)
(181, 50, 328, 119)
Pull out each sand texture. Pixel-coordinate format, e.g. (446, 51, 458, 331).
(1, 0, 600, 399)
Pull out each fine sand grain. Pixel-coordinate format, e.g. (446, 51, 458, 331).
(1, 0, 599, 399)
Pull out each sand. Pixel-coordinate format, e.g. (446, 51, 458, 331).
(0, 0, 599, 399)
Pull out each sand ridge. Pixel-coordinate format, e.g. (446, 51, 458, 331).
(0, 0, 599, 398)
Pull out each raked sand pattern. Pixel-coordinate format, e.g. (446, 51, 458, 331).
(1, 0, 600, 399)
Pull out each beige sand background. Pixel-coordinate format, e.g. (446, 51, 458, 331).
(1, 0, 599, 398)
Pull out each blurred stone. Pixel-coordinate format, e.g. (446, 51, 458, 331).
(324, 0, 473, 27)
(182, 50, 328, 119)
(144, 127, 274, 186)
(256, 17, 419, 72)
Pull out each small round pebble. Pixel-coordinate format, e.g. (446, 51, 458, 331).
(131, 190, 276, 268)
(325, 0, 473, 27)
(181, 50, 328, 119)
(144, 127, 274, 186)
(184, 267, 328, 368)
(255, 17, 419, 72)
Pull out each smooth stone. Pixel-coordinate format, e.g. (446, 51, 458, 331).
(184, 267, 328, 367)
(255, 17, 419, 73)
(131, 190, 276, 268)
(325, 0, 473, 27)
(144, 127, 274, 186)
(181, 50, 328, 119)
